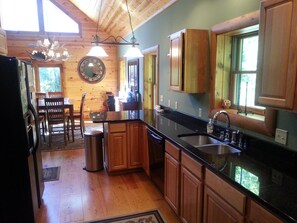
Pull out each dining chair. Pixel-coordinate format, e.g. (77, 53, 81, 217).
(48, 91, 63, 98)
(67, 93, 86, 138)
(44, 97, 69, 147)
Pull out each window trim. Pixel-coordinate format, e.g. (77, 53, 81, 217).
(34, 63, 64, 93)
(2, 0, 81, 36)
(209, 11, 276, 136)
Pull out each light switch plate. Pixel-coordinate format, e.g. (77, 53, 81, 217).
(174, 101, 178, 109)
(275, 128, 288, 145)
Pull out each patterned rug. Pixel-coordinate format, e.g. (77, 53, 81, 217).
(42, 166, 60, 182)
(40, 122, 103, 151)
(85, 210, 165, 223)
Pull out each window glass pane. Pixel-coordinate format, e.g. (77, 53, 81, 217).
(236, 73, 256, 107)
(43, 0, 79, 33)
(39, 67, 61, 92)
(240, 35, 258, 71)
(0, 0, 39, 31)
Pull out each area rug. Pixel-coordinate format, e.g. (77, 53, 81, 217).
(40, 122, 102, 151)
(85, 210, 165, 223)
(42, 166, 61, 182)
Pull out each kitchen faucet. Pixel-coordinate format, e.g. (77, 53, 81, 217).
(213, 110, 231, 141)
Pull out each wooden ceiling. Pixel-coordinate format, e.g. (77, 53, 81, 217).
(69, 0, 178, 38)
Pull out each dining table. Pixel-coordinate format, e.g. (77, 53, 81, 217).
(37, 98, 75, 142)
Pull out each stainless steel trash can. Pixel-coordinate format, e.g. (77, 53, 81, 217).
(83, 130, 104, 171)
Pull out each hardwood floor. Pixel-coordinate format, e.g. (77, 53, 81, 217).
(36, 149, 181, 223)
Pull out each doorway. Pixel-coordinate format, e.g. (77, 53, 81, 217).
(142, 45, 159, 110)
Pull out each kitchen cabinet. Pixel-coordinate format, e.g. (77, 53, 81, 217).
(142, 124, 150, 176)
(0, 27, 8, 56)
(256, 0, 297, 110)
(203, 169, 246, 223)
(246, 199, 284, 223)
(164, 140, 181, 214)
(104, 121, 142, 173)
(169, 29, 208, 93)
(180, 152, 203, 223)
(127, 121, 142, 169)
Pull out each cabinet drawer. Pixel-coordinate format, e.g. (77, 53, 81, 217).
(109, 123, 126, 133)
(205, 168, 246, 215)
(181, 152, 203, 179)
(165, 140, 180, 161)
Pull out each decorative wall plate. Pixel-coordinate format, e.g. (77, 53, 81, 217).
(78, 56, 106, 83)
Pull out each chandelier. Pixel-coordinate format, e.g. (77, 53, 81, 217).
(87, 0, 143, 58)
(28, 37, 71, 62)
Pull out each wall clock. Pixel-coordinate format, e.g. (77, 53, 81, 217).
(78, 56, 106, 83)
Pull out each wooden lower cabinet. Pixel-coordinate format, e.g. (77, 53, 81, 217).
(104, 121, 142, 173)
(203, 186, 244, 223)
(142, 124, 150, 176)
(164, 140, 181, 214)
(180, 166, 203, 223)
(203, 169, 245, 223)
(246, 199, 284, 223)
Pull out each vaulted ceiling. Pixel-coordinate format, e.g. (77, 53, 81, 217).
(69, 0, 178, 38)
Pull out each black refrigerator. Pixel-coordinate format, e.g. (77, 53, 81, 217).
(0, 55, 44, 223)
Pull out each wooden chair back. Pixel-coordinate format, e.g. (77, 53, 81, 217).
(48, 91, 63, 98)
(44, 97, 65, 124)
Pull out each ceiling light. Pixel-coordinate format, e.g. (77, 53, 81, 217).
(28, 37, 71, 62)
(87, 0, 143, 58)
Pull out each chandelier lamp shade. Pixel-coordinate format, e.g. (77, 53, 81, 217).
(87, 0, 143, 58)
(28, 37, 71, 62)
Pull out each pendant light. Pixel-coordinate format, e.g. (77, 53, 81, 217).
(87, 0, 143, 58)
(87, 0, 108, 57)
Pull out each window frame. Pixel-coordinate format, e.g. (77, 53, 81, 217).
(34, 63, 64, 93)
(209, 11, 276, 137)
(230, 31, 265, 116)
(1, 0, 81, 36)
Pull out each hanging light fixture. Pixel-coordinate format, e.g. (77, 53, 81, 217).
(28, 37, 71, 62)
(87, 0, 143, 58)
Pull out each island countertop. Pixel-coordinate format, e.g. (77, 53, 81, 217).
(90, 109, 297, 223)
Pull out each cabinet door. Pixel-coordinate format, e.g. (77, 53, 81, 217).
(127, 122, 142, 169)
(164, 152, 180, 214)
(180, 166, 203, 223)
(108, 132, 127, 171)
(246, 199, 283, 223)
(256, 0, 297, 109)
(203, 186, 244, 223)
(142, 124, 150, 176)
(169, 31, 183, 91)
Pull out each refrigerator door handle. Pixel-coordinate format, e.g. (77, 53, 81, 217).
(28, 103, 40, 153)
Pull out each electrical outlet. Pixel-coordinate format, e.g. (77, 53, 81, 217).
(160, 95, 163, 102)
(175, 101, 178, 109)
(168, 99, 171, 107)
(198, 108, 202, 117)
(275, 128, 288, 145)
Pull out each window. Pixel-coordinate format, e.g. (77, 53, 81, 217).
(37, 66, 62, 93)
(210, 11, 276, 137)
(0, 0, 79, 34)
(231, 32, 264, 115)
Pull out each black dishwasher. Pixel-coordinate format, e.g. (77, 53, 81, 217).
(147, 128, 165, 194)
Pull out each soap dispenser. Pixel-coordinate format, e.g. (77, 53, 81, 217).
(207, 118, 214, 134)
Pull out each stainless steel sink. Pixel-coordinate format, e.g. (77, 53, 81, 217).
(179, 134, 221, 147)
(179, 134, 241, 155)
(196, 144, 241, 155)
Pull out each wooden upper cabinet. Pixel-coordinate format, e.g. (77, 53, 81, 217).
(256, 0, 297, 110)
(0, 28, 8, 56)
(169, 29, 208, 93)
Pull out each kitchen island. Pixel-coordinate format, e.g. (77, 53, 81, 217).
(90, 109, 297, 223)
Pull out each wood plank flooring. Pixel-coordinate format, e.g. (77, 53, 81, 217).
(36, 149, 181, 223)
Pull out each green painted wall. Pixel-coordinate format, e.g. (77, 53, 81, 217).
(119, 0, 297, 152)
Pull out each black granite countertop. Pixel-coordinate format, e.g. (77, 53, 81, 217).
(90, 109, 297, 223)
